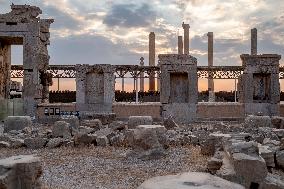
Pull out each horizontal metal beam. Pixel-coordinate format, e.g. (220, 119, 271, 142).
(10, 64, 284, 79)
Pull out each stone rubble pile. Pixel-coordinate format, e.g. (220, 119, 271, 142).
(1, 114, 284, 188)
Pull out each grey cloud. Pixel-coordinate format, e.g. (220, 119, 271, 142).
(43, 6, 81, 30)
(103, 3, 156, 28)
(48, 34, 140, 65)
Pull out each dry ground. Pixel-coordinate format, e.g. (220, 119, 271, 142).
(0, 145, 208, 189)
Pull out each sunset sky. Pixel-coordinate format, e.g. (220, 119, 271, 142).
(1, 0, 284, 91)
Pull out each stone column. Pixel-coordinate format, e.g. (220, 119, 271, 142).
(251, 28, 257, 55)
(178, 36, 183, 54)
(0, 43, 11, 99)
(207, 32, 215, 102)
(122, 77, 125, 92)
(182, 22, 190, 55)
(140, 57, 145, 92)
(149, 32, 156, 91)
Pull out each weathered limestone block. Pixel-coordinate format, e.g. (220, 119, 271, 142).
(128, 125, 167, 159)
(163, 116, 179, 130)
(52, 121, 71, 138)
(138, 172, 244, 189)
(96, 136, 109, 147)
(259, 145, 275, 167)
(81, 119, 103, 131)
(46, 138, 65, 149)
(271, 116, 284, 129)
(261, 173, 284, 189)
(60, 116, 79, 130)
(24, 137, 48, 149)
(3, 116, 32, 133)
(109, 121, 127, 131)
(244, 115, 272, 128)
(80, 112, 116, 125)
(74, 133, 97, 146)
(276, 150, 284, 169)
(128, 116, 153, 129)
(208, 157, 223, 174)
(0, 141, 10, 148)
(0, 155, 42, 189)
(232, 153, 268, 187)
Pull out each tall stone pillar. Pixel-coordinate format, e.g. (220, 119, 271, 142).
(182, 22, 190, 55)
(140, 57, 145, 92)
(178, 36, 183, 54)
(122, 77, 125, 92)
(149, 32, 156, 91)
(207, 32, 215, 102)
(251, 28, 257, 55)
(0, 43, 11, 99)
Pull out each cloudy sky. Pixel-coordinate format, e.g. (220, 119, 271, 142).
(1, 0, 284, 91)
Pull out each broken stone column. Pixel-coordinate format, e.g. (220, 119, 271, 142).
(149, 32, 155, 91)
(0, 44, 11, 99)
(207, 32, 215, 102)
(251, 28, 257, 55)
(0, 155, 42, 189)
(182, 22, 190, 55)
(159, 54, 198, 123)
(76, 64, 115, 114)
(140, 57, 145, 92)
(239, 54, 281, 116)
(178, 36, 183, 54)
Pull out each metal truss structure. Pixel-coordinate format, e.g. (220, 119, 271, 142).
(10, 65, 284, 79)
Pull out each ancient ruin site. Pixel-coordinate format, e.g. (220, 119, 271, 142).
(1, 1, 284, 189)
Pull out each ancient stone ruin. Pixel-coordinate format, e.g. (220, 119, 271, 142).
(0, 3, 284, 189)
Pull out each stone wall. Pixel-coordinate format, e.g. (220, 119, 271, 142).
(0, 44, 11, 99)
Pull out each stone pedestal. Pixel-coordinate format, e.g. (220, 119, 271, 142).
(159, 54, 198, 123)
(238, 54, 281, 116)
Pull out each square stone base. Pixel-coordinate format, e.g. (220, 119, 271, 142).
(162, 103, 196, 124)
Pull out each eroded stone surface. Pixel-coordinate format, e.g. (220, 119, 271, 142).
(138, 172, 244, 189)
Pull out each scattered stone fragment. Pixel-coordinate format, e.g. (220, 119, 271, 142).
(0, 155, 42, 189)
(74, 133, 97, 146)
(128, 116, 153, 129)
(0, 141, 10, 148)
(52, 121, 71, 138)
(163, 116, 179, 130)
(3, 116, 32, 133)
(46, 138, 65, 148)
(96, 136, 109, 147)
(138, 172, 245, 189)
(81, 119, 103, 131)
(24, 137, 48, 149)
(276, 150, 284, 170)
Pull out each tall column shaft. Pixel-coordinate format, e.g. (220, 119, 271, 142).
(182, 23, 190, 55)
(140, 57, 145, 92)
(0, 43, 11, 99)
(207, 32, 215, 102)
(251, 28, 257, 55)
(122, 77, 125, 92)
(149, 32, 156, 91)
(178, 36, 183, 54)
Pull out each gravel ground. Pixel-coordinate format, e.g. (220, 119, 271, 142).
(0, 145, 208, 189)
